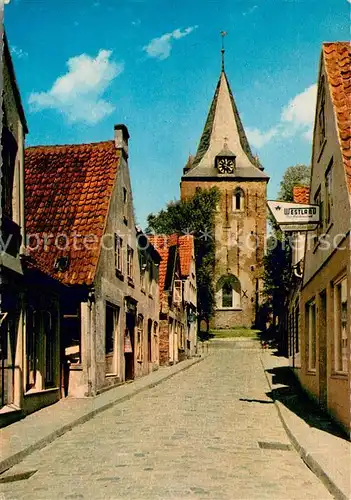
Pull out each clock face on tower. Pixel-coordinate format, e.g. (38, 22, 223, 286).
(217, 157, 235, 174)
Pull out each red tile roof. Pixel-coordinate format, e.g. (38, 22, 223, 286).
(147, 235, 170, 296)
(25, 141, 121, 286)
(323, 42, 351, 193)
(293, 186, 310, 204)
(178, 235, 194, 277)
(148, 233, 193, 300)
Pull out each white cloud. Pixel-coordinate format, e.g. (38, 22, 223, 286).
(246, 127, 279, 148)
(11, 46, 28, 59)
(281, 83, 317, 137)
(247, 84, 317, 149)
(29, 50, 123, 125)
(243, 5, 258, 16)
(143, 26, 198, 60)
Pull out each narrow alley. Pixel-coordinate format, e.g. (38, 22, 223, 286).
(0, 341, 332, 500)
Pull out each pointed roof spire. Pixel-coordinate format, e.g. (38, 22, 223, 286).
(182, 60, 269, 181)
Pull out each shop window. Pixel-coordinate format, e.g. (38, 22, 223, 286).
(105, 303, 119, 375)
(334, 277, 348, 373)
(26, 307, 38, 390)
(307, 300, 316, 371)
(44, 310, 57, 388)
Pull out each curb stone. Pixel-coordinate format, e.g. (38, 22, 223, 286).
(260, 354, 349, 500)
(0, 356, 205, 476)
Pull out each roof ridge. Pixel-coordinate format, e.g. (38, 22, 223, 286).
(26, 140, 115, 150)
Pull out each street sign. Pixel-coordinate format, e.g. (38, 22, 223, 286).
(267, 200, 320, 225)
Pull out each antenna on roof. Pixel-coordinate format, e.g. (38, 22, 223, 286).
(220, 31, 228, 72)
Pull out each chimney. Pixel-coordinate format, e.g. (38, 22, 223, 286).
(114, 124, 130, 159)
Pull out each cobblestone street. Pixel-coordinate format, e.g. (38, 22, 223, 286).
(0, 342, 332, 500)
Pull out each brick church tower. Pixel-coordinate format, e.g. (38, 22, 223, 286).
(180, 58, 269, 328)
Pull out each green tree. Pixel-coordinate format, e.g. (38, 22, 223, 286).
(146, 187, 220, 329)
(278, 164, 310, 201)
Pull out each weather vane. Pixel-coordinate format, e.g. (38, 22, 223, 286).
(220, 31, 228, 71)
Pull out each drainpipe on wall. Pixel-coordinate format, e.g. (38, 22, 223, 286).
(86, 287, 95, 397)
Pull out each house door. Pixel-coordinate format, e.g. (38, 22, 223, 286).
(124, 312, 135, 380)
(319, 291, 327, 409)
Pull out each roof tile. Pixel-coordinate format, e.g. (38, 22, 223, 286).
(323, 42, 351, 194)
(293, 186, 310, 204)
(25, 141, 121, 286)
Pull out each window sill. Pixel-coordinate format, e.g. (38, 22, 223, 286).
(25, 387, 60, 396)
(123, 216, 128, 226)
(317, 138, 327, 163)
(116, 269, 124, 281)
(216, 307, 242, 311)
(148, 293, 153, 300)
(306, 369, 316, 375)
(331, 372, 348, 380)
(69, 363, 82, 371)
(127, 277, 135, 288)
(141, 288, 146, 295)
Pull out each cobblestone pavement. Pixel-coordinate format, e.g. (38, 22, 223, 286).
(0, 343, 332, 500)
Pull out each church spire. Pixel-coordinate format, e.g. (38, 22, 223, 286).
(181, 39, 269, 181)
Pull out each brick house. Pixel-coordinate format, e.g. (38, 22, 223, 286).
(25, 125, 161, 398)
(180, 63, 268, 329)
(148, 235, 197, 365)
(298, 43, 350, 432)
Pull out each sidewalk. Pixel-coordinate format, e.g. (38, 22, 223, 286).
(261, 350, 351, 500)
(0, 356, 204, 476)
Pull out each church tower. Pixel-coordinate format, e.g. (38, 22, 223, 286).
(180, 47, 269, 328)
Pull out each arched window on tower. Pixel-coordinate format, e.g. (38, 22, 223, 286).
(216, 275, 241, 309)
(233, 188, 245, 212)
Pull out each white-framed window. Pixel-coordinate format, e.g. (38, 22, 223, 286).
(173, 280, 182, 304)
(127, 245, 134, 279)
(325, 160, 333, 227)
(314, 188, 323, 238)
(115, 235, 123, 273)
(216, 275, 241, 309)
(333, 277, 348, 373)
(233, 188, 245, 212)
(307, 300, 316, 371)
(136, 314, 143, 362)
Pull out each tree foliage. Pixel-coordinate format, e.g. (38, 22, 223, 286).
(278, 164, 311, 202)
(146, 187, 220, 326)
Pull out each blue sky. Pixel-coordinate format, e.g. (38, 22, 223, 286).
(4, 0, 350, 228)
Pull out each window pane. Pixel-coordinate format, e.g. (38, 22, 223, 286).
(222, 283, 233, 308)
